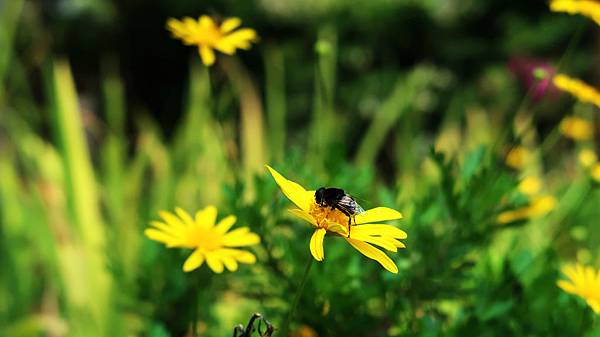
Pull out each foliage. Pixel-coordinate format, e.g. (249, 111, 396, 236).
(1, 0, 599, 336)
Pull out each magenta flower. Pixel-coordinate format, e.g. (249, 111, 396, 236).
(508, 56, 558, 101)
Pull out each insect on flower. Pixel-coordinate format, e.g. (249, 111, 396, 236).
(315, 187, 365, 237)
(266, 165, 406, 273)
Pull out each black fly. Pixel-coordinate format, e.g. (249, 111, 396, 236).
(315, 187, 365, 236)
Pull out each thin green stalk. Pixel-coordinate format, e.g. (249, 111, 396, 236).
(192, 275, 200, 337)
(264, 45, 287, 163)
(45, 59, 111, 337)
(0, 0, 24, 103)
(281, 256, 314, 336)
(355, 77, 408, 165)
(220, 56, 265, 202)
(554, 21, 587, 74)
(309, 25, 337, 163)
(539, 126, 561, 154)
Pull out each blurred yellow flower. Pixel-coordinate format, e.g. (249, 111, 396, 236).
(291, 324, 319, 337)
(266, 165, 406, 274)
(560, 116, 594, 141)
(167, 16, 258, 66)
(592, 163, 600, 182)
(145, 206, 260, 273)
(553, 74, 600, 109)
(496, 195, 557, 224)
(506, 146, 531, 170)
(558, 263, 600, 314)
(550, 0, 600, 27)
(518, 176, 542, 196)
(578, 149, 598, 168)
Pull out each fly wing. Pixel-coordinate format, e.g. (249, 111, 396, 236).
(337, 195, 364, 215)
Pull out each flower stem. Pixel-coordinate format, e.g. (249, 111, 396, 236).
(192, 272, 202, 337)
(281, 256, 314, 336)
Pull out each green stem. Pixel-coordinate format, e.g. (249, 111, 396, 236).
(554, 21, 587, 73)
(539, 125, 561, 155)
(192, 273, 202, 337)
(281, 256, 314, 336)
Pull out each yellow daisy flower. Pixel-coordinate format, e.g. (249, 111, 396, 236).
(145, 206, 260, 273)
(553, 74, 600, 109)
(266, 165, 407, 274)
(518, 176, 542, 197)
(592, 163, 600, 182)
(496, 195, 557, 224)
(560, 116, 594, 141)
(166, 16, 258, 66)
(578, 149, 598, 168)
(550, 0, 600, 27)
(558, 263, 600, 314)
(505, 146, 531, 170)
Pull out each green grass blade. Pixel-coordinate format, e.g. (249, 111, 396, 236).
(45, 59, 112, 336)
(264, 44, 287, 163)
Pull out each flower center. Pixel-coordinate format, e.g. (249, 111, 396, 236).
(308, 202, 350, 235)
(185, 226, 223, 251)
(195, 26, 223, 45)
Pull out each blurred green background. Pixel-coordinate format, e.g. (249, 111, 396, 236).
(1, 0, 600, 336)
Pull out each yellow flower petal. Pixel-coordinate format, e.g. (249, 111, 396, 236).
(266, 165, 314, 212)
(206, 252, 224, 273)
(560, 116, 593, 141)
(350, 224, 408, 239)
(166, 18, 187, 38)
(159, 210, 186, 231)
(215, 215, 237, 234)
(288, 209, 317, 227)
(220, 28, 258, 50)
(309, 228, 326, 261)
(528, 195, 557, 217)
(557, 280, 577, 294)
(220, 248, 257, 264)
(327, 223, 348, 236)
(558, 263, 600, 313)
(588, 299, 600, 314)
(199, 45, 216, 66)
(222, 230, 261, 247)
(348, 232, 398, 252)
(175, 207, 194, 227)
(591, 163, 600, 182)
(149, 220, 180, 237)
(345, 238, 398, 274)
(220, 17, 241, 33)
(183, 249, 205, 272)
(550, 1, 600, 29)
(354, 207, 403, 225)
(496, 209, 526, 224)
(219, 253, 239, 272)
(213, 40, 236, 55)
(198, 15, 216, 29)
(144, 228, 176, 245)
(195, 206, 217, 228)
